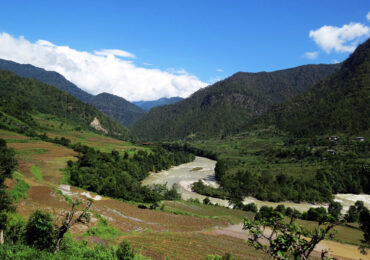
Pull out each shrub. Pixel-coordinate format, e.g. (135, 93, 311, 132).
(25, 210, 56, 251)
(243, 203, 258, 213)
(116, 240, 136, 260)
(203, 197, 211, 205)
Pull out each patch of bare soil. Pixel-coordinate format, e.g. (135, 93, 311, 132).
(94, 199, 228, 233)
(208, 224, 367, 260)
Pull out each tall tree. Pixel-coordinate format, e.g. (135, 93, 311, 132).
(0, 139, 17, 244)
(243, 212, 337, 259)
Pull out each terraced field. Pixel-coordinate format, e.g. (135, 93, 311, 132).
(2, 128, 368, 259)
(0, 129, 267, 259)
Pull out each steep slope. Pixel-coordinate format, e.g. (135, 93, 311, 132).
(264, 38, 370, 136)
(132, 64, 340, 140)
(133, 97, 184, 111)
(0, 70, 131, 139)
(0, 59, 146, 127)
(0, 59, 93, 102)
(89, 93, 146, 127)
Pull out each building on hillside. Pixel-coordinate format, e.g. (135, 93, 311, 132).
(355, 137, 365, 142)
(328, 136, 338, 141)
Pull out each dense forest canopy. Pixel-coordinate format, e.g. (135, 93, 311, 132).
(132, 64, 340, 140)
(0, 59, 146, 127)
(261, 38, 370, 137)
(0, 70, 132, 139)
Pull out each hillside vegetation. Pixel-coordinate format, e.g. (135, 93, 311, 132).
(0, 59, 146, 127)
(132, 64, 339, 140)
(88, 93, 146, 127)
(0, 70, 131, 139)
(0, 59, 93, 103)
(262, 38, 370, 137)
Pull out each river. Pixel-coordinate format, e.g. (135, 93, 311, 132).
(142, 156, 370, 212)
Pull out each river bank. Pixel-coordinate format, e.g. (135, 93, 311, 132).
(143, 156, 370, 212)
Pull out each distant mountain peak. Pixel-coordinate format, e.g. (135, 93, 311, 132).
(133, 97, 184, 111)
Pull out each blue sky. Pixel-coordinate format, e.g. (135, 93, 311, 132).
(0, 1, 369, 100)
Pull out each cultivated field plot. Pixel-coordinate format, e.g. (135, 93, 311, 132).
(1, 129, 367, 260)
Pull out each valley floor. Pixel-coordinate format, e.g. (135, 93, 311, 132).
(2, 129, 368, 259)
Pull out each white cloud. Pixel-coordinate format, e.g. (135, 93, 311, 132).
(332, 59, 340, 64)
(94, 49, 136, 59)
(0, 32, 208, 101)
(367, 11, 370, 21)
(309, 22, 370, 53)
(216, 68, 223, 72)
(143, 62, 152, 66)
(303, 51, 318, 59)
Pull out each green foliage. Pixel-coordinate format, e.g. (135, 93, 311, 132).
(3, 212, 26, 244)
(328, 201, 343, 220)
(0, 70, 131, 139)
(203, 197, 211, 205)
(85, 214, 121, 240)
(116, 240, 136, 260)
(243, 203, 258, 213)
(89, 93, 146, 127)
(7, 177, 30, 201)
(345, 200, 366, 223)
(0, 138, 17, 183)
(359, 208, 370, 246)
(204, 254, 233, 260)
(30, 164, 43, 181)
(132, 64, 339, 140)
(0, 139, 17, 213)
(243, 211, 337, 259)
(0, 241, 118, 259)
(69, 145, 194, 203)
(191, 180, 228, 199)
(0, 59, 145, 128)
(263, 38, 370, 137)
(25, 210, 57, 251)
(200, 134, 370, 203)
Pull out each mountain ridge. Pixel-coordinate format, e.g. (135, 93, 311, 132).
(133, 97, 184, 111)
(0, 59, 145, 127)
(132, 63, 341, 140)
(0, 69, 132, 139)
(262, 38, 370, 136)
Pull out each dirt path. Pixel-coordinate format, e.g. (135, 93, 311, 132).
(209, 224, 369, 260)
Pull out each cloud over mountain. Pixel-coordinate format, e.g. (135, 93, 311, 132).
(309, 22, 370, 53)
(0, 32, 207, 101)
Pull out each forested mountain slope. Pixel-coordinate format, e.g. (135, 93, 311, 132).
(133, 97, 183, 111)
(0, 59, 93, 102)
(263, 38, 370, 137)
(0, 59, 145, 127)
(132, 64, 340, 140)
(0, 70, 131, 139)
(89, 93, 146, 127)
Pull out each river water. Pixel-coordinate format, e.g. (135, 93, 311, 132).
(142, 156, 370, 212)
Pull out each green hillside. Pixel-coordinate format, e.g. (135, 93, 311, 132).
(132, 64, 340, 140)
(88, 92, 146, 127)
(0, 58, 93, 103)
(0, 70, 132, 140)
(0, 59, 147, 127)
(264, 38, 370, 137)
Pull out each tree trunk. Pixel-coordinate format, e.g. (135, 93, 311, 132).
(53, 227, 67, 254)
(0, 229, 4, 244)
